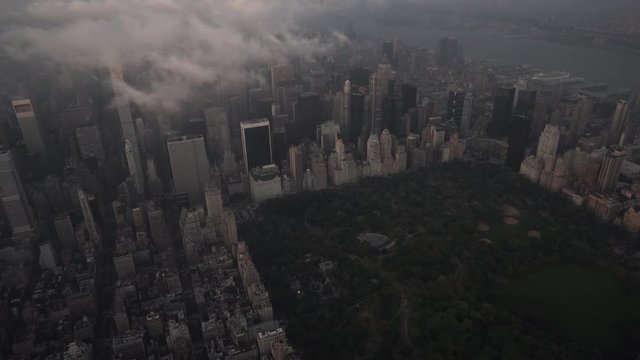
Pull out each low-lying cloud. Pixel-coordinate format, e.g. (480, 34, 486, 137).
(1, 0, 358, 111)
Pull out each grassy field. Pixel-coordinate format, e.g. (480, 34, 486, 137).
(504, 265, 640, 356)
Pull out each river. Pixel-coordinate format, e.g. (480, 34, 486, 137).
(359, 23, 640, 91)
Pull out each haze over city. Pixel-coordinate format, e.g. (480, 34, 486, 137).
(0, 0, 639, 359)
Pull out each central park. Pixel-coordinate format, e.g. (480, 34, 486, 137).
(240, 162, 640, 359)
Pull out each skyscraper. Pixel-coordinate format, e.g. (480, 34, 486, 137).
(488, 87, 516, 138)
(610, 100, 630, 145)
(447, 91, 466, 125)
(293, 92, 322, 142)
(11, 99, 45, 156)
(505, 115, 532, 171)
(0, 150, 35, 239)
(78, 189, 100, 246)
(109, 67, 137, 145)
(167, 135, 211, 204)
(437, 37, 461, 68)
(341, 81, 352, 139)
(288, 145, 305, 190)
(514, 90, 537, 117)
(204, 107, 232, 159)
(536, 124, 561, 158)
(241, 119, 273, 174)
(459, 93, 474, 138)
(597, 147, 625, 192)
(401, 83, 417, 114)
(270, 64, 295, 97)
(205, 183, 223, 219)
(125, 140, 145, 197)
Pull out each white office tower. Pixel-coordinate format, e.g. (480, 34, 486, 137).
(167, 135, 211, 205)
(11, 99, 45, 156)
(0, 150, 35, 240)
(460, 93, 474, 138)
(109, 67, 137, 144)
(125, 140, 145, 197)
(78, 189, 100, 247)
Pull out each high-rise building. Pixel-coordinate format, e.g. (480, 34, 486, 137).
(610, 100, 630, 145)
(75, 126, 105, 161)
(54, 213, 76, 250)
(78, 189, 100, 246)
(447, 91, 466, 125)
(241, 119, 273, 174)
(488, 87, 516, 138)
(39, 242, 58, 271)
(124, 140, 145, 197)
(514, 90, 537, 117)
(348, 66, 370, 88)
(288, 145, 305, 190)
(505, 115, 532, 171)
(568, 96, 592, 144)
(147, 207, 171, 250)
(270, 64, 295, 97)
(109, 68, 137, 145)
(293, 92, 322, 141)
(204, 107, 232, 159)
(460, 93, 474, 138)
(167, 135, 210, 205)
(11, 99, 45, 156)
(249, 165, 283, 202)
(401, 83, 417, 114)
(205, 183, 223, 219)
(319, 121, 340, 153)
(437, 37, 461, 68)
(0, 150, 35, 239)
(181, 210, 204, 265)
(596, 147, 625, 192)
(536, 124, 561, 158)
(340, 81, 352, 139)
(309, 154, 327, 190)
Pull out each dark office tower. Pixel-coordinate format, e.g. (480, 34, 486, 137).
(488, 87, 516, 138)
(437, 37, 461, 68)
(447, 91, 466, 125)
(382, 41, 395, 63)
(505, 115, 532, 171)
(240, 119, 273, 174)
(257, 97, 275, 121)
(249, 88, 270, 117)
(348, 67, 370, 88)
(514, 90, 537, 117)
(382, 96, 401, 136)
(350, 93, 366, 142)
(185, 118, 206, 137)
(227, 95, 248, 138)
(271, 129, 288, 167)
(293, 92, 322, 142)
(401, 84, 417, 114)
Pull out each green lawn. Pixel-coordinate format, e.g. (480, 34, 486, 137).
(504, 265, 640, 355)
